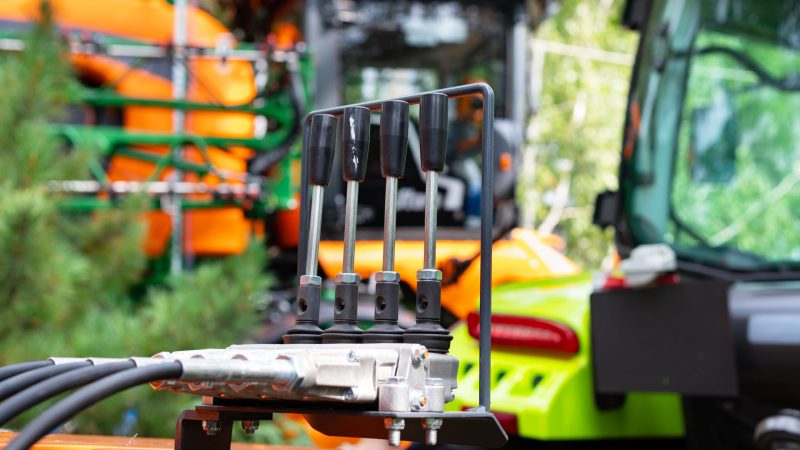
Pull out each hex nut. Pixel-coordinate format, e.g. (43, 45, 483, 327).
(241, 420, 259, 434)
(416, 269, 442, 281)
(375, 271, 400, 282)
(343, 388, 357, 401)
(202, 420, 221, 436)
(299, 275, 322, 286)
(335, 272, 360, 284)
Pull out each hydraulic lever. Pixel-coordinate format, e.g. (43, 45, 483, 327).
(323, 107, 371, 343)
(404, 93, 452, 354)
(283, 114, 338, 344)
(364, 100, 410, 343)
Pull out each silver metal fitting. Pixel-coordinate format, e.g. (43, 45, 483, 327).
(202, 420, 221, 436)
(343, 388, 357, 401)
(335, 272, 360, 284)
(346, 350, 359, 363)
(416, 269, 442, 281)
(422, 418, 443, 445)
(384, 418, 405, 447)
(241, 420, 259, 434)
(379, 377, 410, 412)
(299, 274, 322, 286)
(424, 378, 445, 412)
(375, 271, 400, 283)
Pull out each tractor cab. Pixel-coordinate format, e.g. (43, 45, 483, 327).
(592, 0, 800, 447)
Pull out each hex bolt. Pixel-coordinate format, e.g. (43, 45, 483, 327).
(404, 93, 453, 353)
(284, 114, 338, 344)
(202, 420, 221, 436)
(410, 389, 428, 411)
(422, 418, 443, 445)
(411, 346, 428, 367)
(241, 420, 259, 434)
(346, 350, 359, 362)
(343, 388, 357, 401)
(384, 417, 405, 447)
(364, 100, 409, 344)
(323, 107, 371, 344)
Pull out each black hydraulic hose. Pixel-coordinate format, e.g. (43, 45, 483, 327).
(0, 360, 136, 426)
(5, 362, 183, 450)
(0, 361, 92, 402)
(0, 361, 53, 383)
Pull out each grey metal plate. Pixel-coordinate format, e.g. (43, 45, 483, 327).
(304, 411, 508, 448)
(194, 402, 508, 448)
(591, 280, 738, 396)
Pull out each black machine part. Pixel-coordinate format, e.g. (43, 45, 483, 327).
(591, 279, 738, 397)
(592, 279, 800, 402)
(729, 282, 800, 402)
(755, 409, 800, 450)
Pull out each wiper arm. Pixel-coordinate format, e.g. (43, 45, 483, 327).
(693, 46, 800, 91)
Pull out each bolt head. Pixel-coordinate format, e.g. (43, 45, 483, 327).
(299, 275, 322, 286)
(202, 420, 221, 435)
(412, 346, 428, 366)
(384, 417, 405, 430)
(335, 272, 360, 284)
(346, 350, 359, 362)
(423, 418, 444, 430)
(375, 271, 400, 282)
(417, 269, 442, 281)
(241, 420, 259, 434)
(343, 388, 357, 401)
(410, 390, 427, 411)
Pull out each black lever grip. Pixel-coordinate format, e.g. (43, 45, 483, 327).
(379, 100, 409, 179)
(341, 106, 371, 182)
(419, 93, 448, 173)
(309, 114, 338, 186)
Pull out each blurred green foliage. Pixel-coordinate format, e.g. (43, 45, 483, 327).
(0, 4, 308, 446)
(522, 0, 636, 270)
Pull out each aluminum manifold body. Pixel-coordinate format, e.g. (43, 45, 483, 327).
(153, 343, 458, 412)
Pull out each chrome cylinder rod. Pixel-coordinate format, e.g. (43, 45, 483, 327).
(382, 177, 399, 272)
(305, 185, 325, 277)
(342, 180, 359, 274)
(423, 171, 438, 270)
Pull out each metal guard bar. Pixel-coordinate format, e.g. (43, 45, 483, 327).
(296, 83, 495, 411)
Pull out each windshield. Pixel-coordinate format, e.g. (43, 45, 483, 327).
(626, 0, 800, 274)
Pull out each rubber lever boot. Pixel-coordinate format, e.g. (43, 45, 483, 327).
(284, 113, 338, 344)
(323, 107, 371, 344)
(404, 93, 453, 353)
(364, 100, 409, 343)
